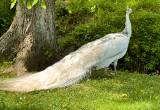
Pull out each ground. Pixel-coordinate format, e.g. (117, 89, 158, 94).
(0, 62, 160, 110)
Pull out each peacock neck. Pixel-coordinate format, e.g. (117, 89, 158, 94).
(123, 13, 132, 37)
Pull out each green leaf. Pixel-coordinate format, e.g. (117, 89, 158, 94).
(10, 0, 16, 9)
(41, 0, 46, 9)
(10, 0, 16, 2)
(27, 0, 32, 9)
(68, 10, 72, 14)
(27, 0, 39, 9)
(32, 0, 38, 6)
(90, 5, 96, 13)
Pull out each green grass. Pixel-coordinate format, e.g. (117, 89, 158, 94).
(0, 63, 160, 110)
(0, 62, 16, 79)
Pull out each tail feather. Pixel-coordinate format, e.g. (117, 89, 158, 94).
(0, 62, 93, 92)
(0, 74, 45, 92)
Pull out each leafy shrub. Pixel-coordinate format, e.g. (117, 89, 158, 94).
(0, 0, 15, 36)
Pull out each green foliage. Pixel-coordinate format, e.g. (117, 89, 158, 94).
(56, 0, 160, 73)
(0, 62, 16, 78)
(42, 47, 56, 60)
(10, 0, 46, 9)
(41, 0, 46, 9)
(26, 0, 47, 9)
(0, 0, 15, 36)
(10, 0, 16, 9)
(0, 70, 160, 109)
(127, 11, 160, 72)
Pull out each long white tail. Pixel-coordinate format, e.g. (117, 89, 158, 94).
(0, 42, 103, 92)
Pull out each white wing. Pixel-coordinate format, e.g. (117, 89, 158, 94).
(94, 33, 130, 68)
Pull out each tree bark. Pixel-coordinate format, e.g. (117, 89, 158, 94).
(0, 4, 25, 60)
(0, 0, 57, 75)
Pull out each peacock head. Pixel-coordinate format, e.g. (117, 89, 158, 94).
(126, 7, 132, 14)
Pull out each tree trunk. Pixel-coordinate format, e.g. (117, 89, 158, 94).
(0, 0, 57, 75)
(0, 4, 24, 60)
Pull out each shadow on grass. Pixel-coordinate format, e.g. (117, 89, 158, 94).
(89, 68, 115, 80)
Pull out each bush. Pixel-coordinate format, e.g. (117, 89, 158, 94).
(56, 0, 160, 73)
(0, 0, 15, 36)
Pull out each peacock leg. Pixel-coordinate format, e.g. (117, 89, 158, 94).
(113, 60, 118, 73)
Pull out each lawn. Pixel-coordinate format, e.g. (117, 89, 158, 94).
(0, 62, 160, 110)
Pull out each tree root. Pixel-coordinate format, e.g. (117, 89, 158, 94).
(3, 34, 33, 76)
